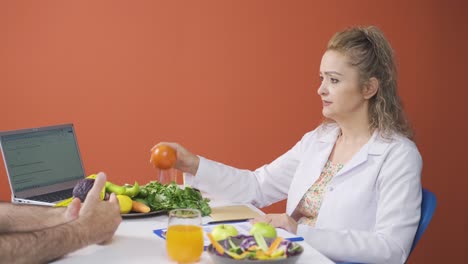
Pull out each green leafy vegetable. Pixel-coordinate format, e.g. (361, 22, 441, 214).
(137, 181, 211, 216)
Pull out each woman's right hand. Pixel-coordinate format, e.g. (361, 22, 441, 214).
(150, 142, 200, 175)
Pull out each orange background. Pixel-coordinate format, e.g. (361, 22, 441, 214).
(1, 1, 467, 263)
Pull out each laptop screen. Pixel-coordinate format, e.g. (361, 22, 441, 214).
(0, 124, 85, 198)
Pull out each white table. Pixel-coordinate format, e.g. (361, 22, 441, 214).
(54, 202, 334, 264)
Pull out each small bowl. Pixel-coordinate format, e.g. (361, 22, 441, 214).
(206, 236, 304, 264)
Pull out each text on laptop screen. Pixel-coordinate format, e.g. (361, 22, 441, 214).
(1, 127, 85, 192)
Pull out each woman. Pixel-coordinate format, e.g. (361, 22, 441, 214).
(154, 26, 422, 263)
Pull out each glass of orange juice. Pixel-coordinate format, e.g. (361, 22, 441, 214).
(166, 208, 204, 263)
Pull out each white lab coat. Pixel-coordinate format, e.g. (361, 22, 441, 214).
(185, 124, 422, 264)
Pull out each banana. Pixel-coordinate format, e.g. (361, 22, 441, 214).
(86, 174, 98, 179)
(53, 197, 74, 207)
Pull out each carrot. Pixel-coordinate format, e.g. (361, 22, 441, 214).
(131, 200, 151, 213)
(207, 233, 225, 255)
(266, 237, 283, 256)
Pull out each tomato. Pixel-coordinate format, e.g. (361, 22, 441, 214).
(151, 145, 177, 169)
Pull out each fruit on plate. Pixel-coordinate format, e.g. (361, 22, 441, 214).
(249, 222, 277, 238)
(116, 194, 133, 214)
(211, 224, 239, 241)
(150, 145, 177, 170)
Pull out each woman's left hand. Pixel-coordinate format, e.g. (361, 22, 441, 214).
(251, 213, 298, 234)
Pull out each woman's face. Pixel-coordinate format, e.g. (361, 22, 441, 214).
(318, 50, 367, 121)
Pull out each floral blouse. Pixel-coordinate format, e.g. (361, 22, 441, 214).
(296, 160, 344, 226)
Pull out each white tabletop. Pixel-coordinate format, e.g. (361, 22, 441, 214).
(54, 202, 334, 264)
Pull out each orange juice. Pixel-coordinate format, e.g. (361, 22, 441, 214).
(166, 225, 204, 263)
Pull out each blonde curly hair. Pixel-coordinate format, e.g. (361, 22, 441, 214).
(326, 26, 413, 139)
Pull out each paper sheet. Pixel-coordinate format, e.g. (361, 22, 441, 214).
(209, 205, 262, 221)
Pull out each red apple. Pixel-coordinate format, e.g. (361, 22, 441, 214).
(211, 224, 239, 241)
(249, 222, 277, 238)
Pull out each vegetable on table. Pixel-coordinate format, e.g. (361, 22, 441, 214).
(105, 181, 126, 195)
(266, 237, 284, 255)
(124, 182, 140, 197)
(72, 178, 106, 202)
(212, 234, 302, 261)
(207, 233, 225, 255)
(253, 232, 269, 253)
(131, 200, 151, 213)
(135, 181, 211, 216)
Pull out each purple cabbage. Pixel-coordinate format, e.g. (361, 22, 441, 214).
(238, 235, 257, 251)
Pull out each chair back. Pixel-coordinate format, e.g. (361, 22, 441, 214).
(410, 188, 437, 253)
(336, 188, 436, 264)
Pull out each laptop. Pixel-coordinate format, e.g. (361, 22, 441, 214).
(0, 124, 85, 206)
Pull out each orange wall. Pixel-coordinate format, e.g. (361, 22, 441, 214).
(1, 1, 467, 263)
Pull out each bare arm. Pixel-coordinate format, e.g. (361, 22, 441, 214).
(0, 173, 121, 264)
(0, 220, 90, 264)
(0, 203, 68, 233)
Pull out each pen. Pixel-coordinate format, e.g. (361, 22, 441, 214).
(207, 218, 252, 225)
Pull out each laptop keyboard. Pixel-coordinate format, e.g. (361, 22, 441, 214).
(29, 189, 74, 203)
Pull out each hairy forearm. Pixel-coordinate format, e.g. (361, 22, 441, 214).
(0, 203, 65, 232)
(0, 221, 89, 264)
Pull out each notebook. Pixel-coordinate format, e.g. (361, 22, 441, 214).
(0, 124, 86, 206)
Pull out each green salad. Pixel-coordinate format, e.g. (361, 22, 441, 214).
(209, 233, 303, 260)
